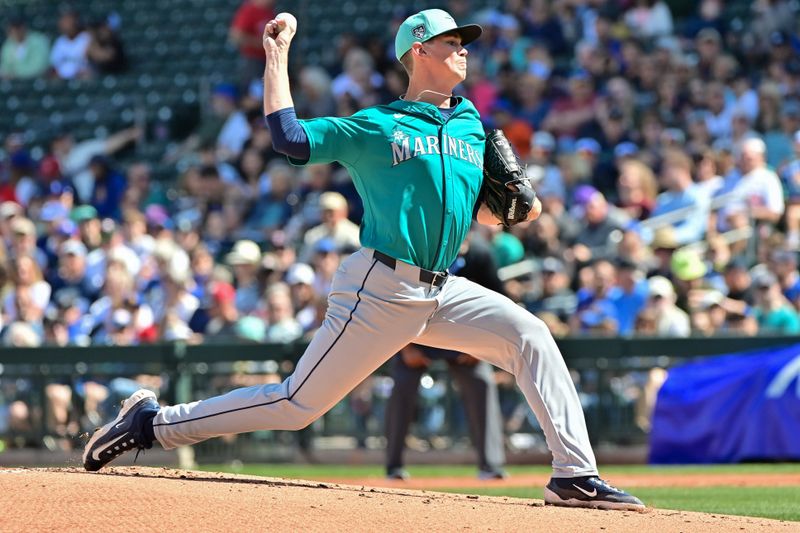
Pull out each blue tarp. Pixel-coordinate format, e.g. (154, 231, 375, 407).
(649, 343, 800, 464)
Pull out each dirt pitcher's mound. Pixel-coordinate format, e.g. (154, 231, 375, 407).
(0, 467, 793, 532)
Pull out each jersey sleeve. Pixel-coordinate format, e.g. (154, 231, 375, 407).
(293, 113, 373, 166)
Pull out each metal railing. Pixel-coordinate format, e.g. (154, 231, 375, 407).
(1, 335, 797, 458)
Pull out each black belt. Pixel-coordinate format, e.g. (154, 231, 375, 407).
(373, 250, 448, 288)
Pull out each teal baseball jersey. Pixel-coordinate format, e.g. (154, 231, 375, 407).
(293, 97, 485, 272)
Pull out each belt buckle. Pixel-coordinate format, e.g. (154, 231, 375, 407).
(431, 270, 447, 288)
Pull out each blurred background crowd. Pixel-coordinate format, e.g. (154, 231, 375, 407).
(1, 0, 800, 354)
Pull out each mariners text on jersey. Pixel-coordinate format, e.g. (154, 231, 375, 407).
(390, 131, 484, 169)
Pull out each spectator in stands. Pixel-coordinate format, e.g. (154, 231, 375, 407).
(489, 102, 534, 158)
(607, 259, 649, 335)
(40, 207, 75, 270)
(88, 262, 153, 345)
(70, 205, 102, 253)
(571, 259, 619, 335)
(87, 155, 127, 221)
(568, 189, 621, 264)
(0, 15, 50, 80)
(616, 159, 656, 221)
(9, 217, 47, 269)
(229, 0, 275, 90)
(225, 239, 262, 315)
(49, 8, 91, 80)
(285, 262, 318, 333)
(769, 249, 800, 309)
(122, 163, 167, 213)
(3, 255, 50, 325)
(729, 137, 785, 227)
(151, 250, 198, 335)
(542, 71, 597, 138)
(693, 149, 724, 199)
(704, 81, 733, 140)
(643, 276, 690, 336)
(48, 240, 99, 308)
(263, 283, 302, 343)
(752, 271, 800, 334)
(671, 244, 708, 286)
(309, 238, 341, 297)
(1, 151, 38, 208)
(85, 218, 140, 290)
(650, 150, 708, 245)
(203, 281, 239, 341)
(295, 66, 337, 119)
(50, 127, 141, 203)
(299, 192, 360, 263)
(525, 132, 564, 202)
(525, 257, 576, 329)
(86, 15, 126, 74)
(331, 47, 386, 110)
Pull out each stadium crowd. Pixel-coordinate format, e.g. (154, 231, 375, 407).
(1, 0, 800, 356)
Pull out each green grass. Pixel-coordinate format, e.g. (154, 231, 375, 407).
(198, 462, 800, 479)
(196, 463, 800, 522)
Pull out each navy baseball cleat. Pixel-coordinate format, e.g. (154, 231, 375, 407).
(544, 476, 645, 511)
(83, 389, 159, 472)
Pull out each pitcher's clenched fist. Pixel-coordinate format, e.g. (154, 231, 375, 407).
(263, 12, 297, 53)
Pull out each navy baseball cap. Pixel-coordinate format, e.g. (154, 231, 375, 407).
(395, 9, 482, 61)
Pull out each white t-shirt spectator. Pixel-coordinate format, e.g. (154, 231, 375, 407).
(732, 166, 785, 217)
(50, 31, 90, 79)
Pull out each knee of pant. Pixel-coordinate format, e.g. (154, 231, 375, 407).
(285, 412, 317, 431)
(518, 314, 550, 343)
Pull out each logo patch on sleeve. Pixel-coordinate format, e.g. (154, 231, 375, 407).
(412, 24, 426, 38)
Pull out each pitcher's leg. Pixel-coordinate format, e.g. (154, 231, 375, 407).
(449, 361, 506, 472)
(417, 276, 597, 477)
(154, 255, 434, 449)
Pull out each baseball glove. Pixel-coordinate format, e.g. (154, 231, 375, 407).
(481, 129, 536, 226)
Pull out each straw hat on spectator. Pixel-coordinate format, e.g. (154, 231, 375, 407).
(651, 226, 679, 250)
(0, 201, 22, 219)
(226, 240, 261, 266)
(11, 217, 36, 237)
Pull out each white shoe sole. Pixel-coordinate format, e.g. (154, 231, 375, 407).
(82, 389, 157, 467)
(543, 487, 646, 511)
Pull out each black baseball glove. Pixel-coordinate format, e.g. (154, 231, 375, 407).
(481, 129, 536, 226)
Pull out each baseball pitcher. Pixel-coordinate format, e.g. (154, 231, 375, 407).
(83, 9, 644, 511)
